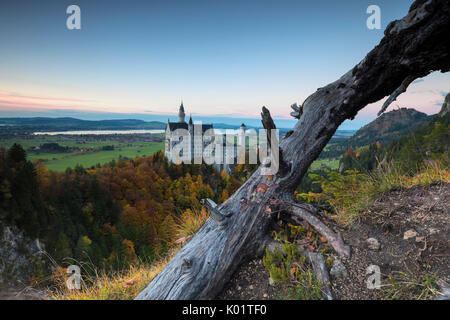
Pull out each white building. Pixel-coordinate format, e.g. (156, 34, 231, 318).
(165, 102, 246, 173)
(165, 101, 213, 164)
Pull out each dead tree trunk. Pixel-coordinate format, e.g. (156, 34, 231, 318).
(136, 0, 450, 300)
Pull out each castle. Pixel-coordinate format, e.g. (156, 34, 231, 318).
(164, 102, 246, 173)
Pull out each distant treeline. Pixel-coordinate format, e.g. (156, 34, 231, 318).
(0, 117, 166, 134)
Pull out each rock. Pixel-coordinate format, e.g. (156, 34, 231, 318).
(403, 229, 418, 240)
(263, 293, 268, 298)
(434, 279, 450, 300)
(330, 259, 348, 279)
(429, 227, 439, 235)
(237, 286, 241, 291)
(366, 238, 380, 250)
(438, 93, 450, 117)
(0, 223, 46, 286)
(249, 285, 254, 290)
(268, 277, 275, 286)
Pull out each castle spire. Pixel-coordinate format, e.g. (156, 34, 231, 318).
(178, 100, 185, 123)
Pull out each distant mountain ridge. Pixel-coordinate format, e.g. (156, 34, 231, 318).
(0, 117, 166, 132)
(345, 108, 432, 148)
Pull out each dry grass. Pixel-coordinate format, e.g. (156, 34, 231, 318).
(49, 249, 178, 300)
(176, 207, 209, 238)
(383, 269, 441, 300)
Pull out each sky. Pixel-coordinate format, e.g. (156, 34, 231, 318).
(0, 0, 448, 129)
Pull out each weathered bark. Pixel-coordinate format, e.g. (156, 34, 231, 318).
(261, 106, 289, 175)
(290, 103, 303, 119)
(136, 0, 450, 300)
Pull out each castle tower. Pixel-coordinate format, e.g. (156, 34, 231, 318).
(238, 123, 246, 147)
(178, 101, 185, 123)
(166, 101, 213, 165)
(237, 123, 246, 164)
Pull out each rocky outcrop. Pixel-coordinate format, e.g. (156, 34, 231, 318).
(0, 223, 46, 287)
(438, 93, 450, 117)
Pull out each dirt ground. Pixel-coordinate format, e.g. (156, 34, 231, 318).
(218, 182, 450, 300)
(217, 259, 281, 300)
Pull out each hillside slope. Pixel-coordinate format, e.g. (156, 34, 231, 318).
(339, 100, 449, 172)
(318, 108, 431, 160)
(346, 108, 431, 148)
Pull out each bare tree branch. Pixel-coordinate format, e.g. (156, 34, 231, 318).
(377, 75, 417, 116)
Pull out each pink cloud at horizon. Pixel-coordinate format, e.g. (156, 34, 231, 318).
(0, 70, 447, 123)
(0, 90, 94, 104)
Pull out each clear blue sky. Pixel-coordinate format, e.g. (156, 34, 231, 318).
(0, 0, 448, 129)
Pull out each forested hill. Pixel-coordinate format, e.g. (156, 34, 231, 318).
(340, 100, 449, 172)
(345, 108, 431, 148)
(318, 108, 432, 160)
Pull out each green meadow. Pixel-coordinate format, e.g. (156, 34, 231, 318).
(42, 142, 164, 171)
(0, 136, 123, 149)
(0, 135, 164, 172)
(309, 158, 340, 170)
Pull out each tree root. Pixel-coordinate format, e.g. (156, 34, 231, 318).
(304, 251, 333, 300)
(267, 241, 334, 300)
(279, 202, 351, 258)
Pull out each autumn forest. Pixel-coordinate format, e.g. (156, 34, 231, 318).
(0, 144, 256, 275)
